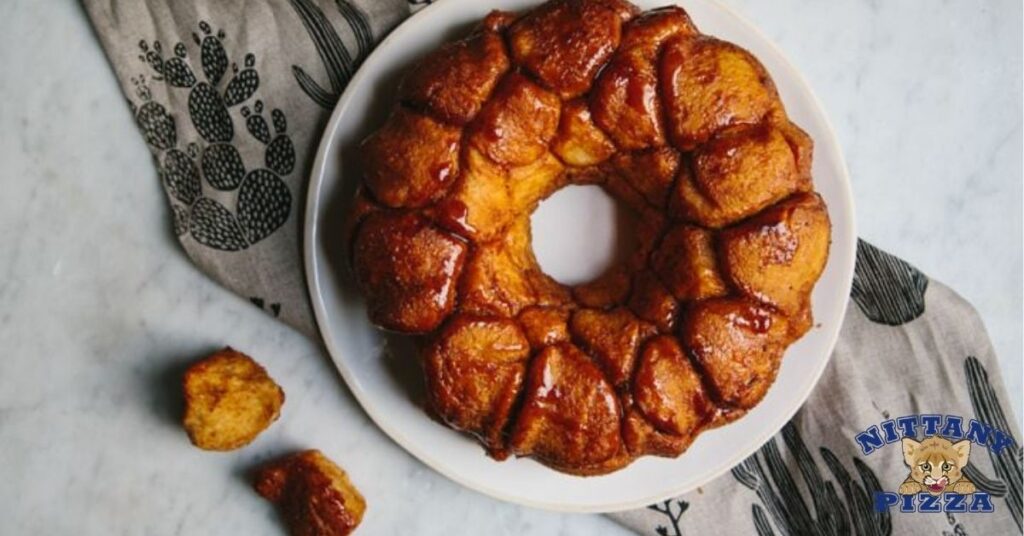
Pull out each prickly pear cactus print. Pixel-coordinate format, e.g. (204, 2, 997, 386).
(201, 143, 246, 190)
(131, 22, 292, 252)
(242, 101, 296, 176)
(161, 145, 202, 205)
(171, 204, 190, 237)
(190, 197, 248, 251)
(238, 169, 292, 244)
(195, 22, 229, 86)
(129, 78, 176, 150)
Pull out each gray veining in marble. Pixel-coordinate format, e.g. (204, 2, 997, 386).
(0, 0, 1019, 534)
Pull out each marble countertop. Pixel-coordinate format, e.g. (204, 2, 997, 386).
(1, 0, 1019, 534)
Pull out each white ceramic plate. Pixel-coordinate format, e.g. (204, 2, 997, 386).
(305, 0, 856, 513)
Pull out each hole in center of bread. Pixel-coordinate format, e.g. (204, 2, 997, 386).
(531, 184, 637, 286)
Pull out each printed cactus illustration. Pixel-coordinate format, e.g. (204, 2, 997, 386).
(222, 55, 260, 107)
(648, 499, 689, 536)
(201, 143, 246, 190)
(961, 462, 1008, 496)
(132, 22, 293, 252)
(851, 240, 928, 325)
(139, 27, 259, 143)
(194, 21, 229, 86)
(288, 0, 374, 108)
(242, 101, 296, 175)
(189, 197, 248, 251)
(237, 169, 292, 245)
(161, 143, 202, 206)
(964, 356, 1022, 529)
(732, 422, 891, 536)
(130, 76, 176, 151)
(190, 21, 261, 108)
(171, 204, 190, 237)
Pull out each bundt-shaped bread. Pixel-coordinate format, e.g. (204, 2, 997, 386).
(348, 0, 831, 476)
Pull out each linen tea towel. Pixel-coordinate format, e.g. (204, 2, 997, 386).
(83, 0, 409, 337)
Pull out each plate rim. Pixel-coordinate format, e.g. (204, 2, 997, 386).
(304, 0, 857, 513)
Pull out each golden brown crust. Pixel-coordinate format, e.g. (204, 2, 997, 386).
(623, 406, 691, 457)
(634, 336, 711, 437)
(423, 316, 529, 453)
(660, 35, 783, 150)
(509, 343, 623, 471)
(430, 148, 514, 242)
(507, 0, 624, 98)
(650, 224, 729, 302)
(350, 0, 831, 476)
(570, 307, 656, 387)
(627, 269, 679, 333)
(619, 6, 698, 50)
(253, 450, 365, 536)
(517, 306, 571, 348)
(459, 217, 570, 318)
(353, 211, 467, 333)
(342, 186, 380, 265)
(400, 29, 510, 125)
(481, 10, 518, 33)
(550, 99, 617, 167)
(681, 298, 792, 409)
(508, 152, 567, 212)
(360, 107, 461, 208)
(719, 192, 831, 316)
(572, 267, 632, 309)
(779, 120, 814, 187)
(670, 123, 812, 228)
(591, 0, 642, 23)
(606, 147, 682, 209)
(468, 73, 561, 167)
(182, 348, 284, 451)
(591, 43, 665, 150)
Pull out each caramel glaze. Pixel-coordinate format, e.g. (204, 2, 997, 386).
(254, 450, 366, 536)
(349, 0, 832, 475)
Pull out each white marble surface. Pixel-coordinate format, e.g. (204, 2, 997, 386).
(0, 0, 1019, 534)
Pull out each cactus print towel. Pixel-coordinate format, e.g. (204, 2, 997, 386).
(83, 2, 1019, 534)
(83, 0, 409, 336)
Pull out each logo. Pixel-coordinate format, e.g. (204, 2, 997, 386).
(853, 414, 1013, 514)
